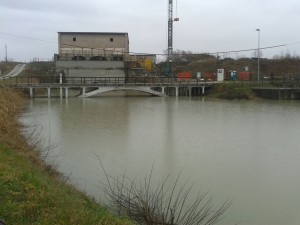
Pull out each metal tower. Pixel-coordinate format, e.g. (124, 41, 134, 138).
(166, 0, 179, 76)
(167, 0, 174, 62)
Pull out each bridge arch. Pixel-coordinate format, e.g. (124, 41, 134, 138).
(79, 86, 166, 97)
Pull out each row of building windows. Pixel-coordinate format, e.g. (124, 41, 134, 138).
(70, 55, 123, 61)
(72, 37, 114, 42)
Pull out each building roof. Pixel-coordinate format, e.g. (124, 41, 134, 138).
(58, 32, 128, 35)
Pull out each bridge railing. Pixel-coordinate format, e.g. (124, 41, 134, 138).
(3, 76, 218, 87)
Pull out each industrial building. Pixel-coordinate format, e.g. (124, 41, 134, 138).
(55, 32, 156, 78)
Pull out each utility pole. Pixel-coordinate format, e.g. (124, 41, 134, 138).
(5, 45, 8, 62)
(256, 29, 260, 82)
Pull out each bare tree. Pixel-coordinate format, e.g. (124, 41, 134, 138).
(252, 50, 263, 58)
(162, 49, 216, 63)
(97, 158, 232, 225)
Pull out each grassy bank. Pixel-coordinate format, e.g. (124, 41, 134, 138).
(206, 82, 258, 99)
(0, 88, 133, 225)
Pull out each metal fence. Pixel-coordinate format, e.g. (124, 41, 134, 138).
(2, 76, 220, 87)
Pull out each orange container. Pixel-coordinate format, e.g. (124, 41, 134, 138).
(178, 72, 192, 81)
(204, 72, 216, 81)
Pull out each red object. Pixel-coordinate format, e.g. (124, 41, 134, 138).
(238, 72, 253, 81)
(178, 72, 192, 81)
(204, 72, 216, 81)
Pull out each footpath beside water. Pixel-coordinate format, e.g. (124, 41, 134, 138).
(0, 88, 133, 225)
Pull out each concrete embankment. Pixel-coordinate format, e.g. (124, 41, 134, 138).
(206, 82, 300, 100)
(252, 87, 300, 100)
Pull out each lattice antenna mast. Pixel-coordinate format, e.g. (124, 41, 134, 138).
(166, 0, 179, 76)
(167, 0, 174, 62)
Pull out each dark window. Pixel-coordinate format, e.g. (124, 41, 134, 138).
(110, 38, 114, 42)
(73, 37, 76, 42)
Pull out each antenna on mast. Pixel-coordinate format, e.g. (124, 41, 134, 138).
(174, 0, 179, 21)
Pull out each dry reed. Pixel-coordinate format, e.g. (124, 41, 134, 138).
(0, 88, 26, 148)
(98, 158, 232, 225)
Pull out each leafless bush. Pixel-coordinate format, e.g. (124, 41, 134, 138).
(21, 115, 56, 155)
(17, 109, 60, 175)
(98, 158, 232, 225)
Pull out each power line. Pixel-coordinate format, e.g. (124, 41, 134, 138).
(208, 44, 288, 56)
(0, 31, 299, 57)
(0, 31, 57, 44)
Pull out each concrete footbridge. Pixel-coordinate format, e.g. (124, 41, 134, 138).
(79, 86, 167, 97)
(3, 76, 221, 98)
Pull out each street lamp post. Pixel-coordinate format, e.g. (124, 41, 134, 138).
(256, 29, 260, 82)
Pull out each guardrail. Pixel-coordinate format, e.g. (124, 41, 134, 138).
(2, 76, 219, 87)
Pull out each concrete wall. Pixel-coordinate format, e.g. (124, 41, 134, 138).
(56, 61, 125, 78)
(56, 61, 124, 69)
(252, 88, 300, 100)
(62, 69, 125, 78)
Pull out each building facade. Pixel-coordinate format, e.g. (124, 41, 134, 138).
(55, 32, 129, 78)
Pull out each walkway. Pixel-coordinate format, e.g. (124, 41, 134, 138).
(3, 76, 220, 98)
(0, 64, 26, 80)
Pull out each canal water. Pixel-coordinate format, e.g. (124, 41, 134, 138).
(21, 95, 300, 225)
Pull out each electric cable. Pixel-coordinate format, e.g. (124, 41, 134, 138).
(0, 31, 299, 57)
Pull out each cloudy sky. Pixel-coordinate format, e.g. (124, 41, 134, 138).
(1, 0, 300, 62)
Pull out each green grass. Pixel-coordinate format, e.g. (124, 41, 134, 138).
(0, 144, 133, 225)
(0, 62, 19, 76)
(207, 82, 257, 99)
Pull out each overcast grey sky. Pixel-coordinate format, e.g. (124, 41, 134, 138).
(1, 0, 300, 62)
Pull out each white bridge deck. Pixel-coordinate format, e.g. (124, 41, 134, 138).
(3, 76, 221, 98)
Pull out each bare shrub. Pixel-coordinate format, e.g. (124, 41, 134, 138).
(98, 158, 232, 225)
(21, 117, 59, 170)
